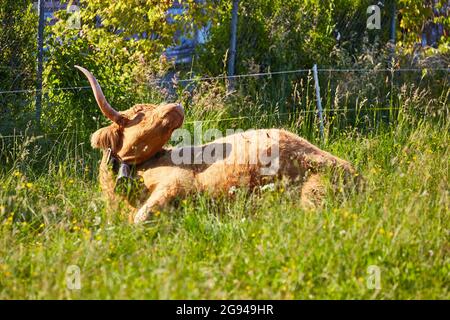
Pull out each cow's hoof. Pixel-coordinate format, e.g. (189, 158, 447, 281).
(134, 205, 151, 224)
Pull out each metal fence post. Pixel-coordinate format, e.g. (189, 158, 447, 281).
(312, 64, 324, 140)
(35, 0, 45, 126)
(227, 0, 239, 92)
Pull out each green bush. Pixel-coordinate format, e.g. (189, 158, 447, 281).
(0, 1, 37, 134)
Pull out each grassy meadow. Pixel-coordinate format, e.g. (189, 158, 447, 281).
(0, 79, 449, 300)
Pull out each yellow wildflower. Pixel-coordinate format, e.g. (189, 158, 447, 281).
(5, 215, 13, 225)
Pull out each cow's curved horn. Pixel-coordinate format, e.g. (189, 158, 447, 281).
(75, 65, 123, 124)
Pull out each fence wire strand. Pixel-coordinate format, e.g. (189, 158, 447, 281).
(0, 67, 448, 95)
(0, 106, 406, 139)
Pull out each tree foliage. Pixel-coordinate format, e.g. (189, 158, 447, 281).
(398, 0, 450, 52)
(195, 0, 400, 75)
(0, 0, 37, 91)
(0, 0, 448, 134)
(43, 0, 212, 131)
(0, 1, 37, 133)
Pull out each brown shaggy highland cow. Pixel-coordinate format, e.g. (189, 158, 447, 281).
(76, 66, 357, 224)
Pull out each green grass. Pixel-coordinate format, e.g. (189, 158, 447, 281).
(0, 107, 449, 299)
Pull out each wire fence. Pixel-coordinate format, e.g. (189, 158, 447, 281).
(0, 106, 415, 139)
(1, 66, 448, 142)
(0, 67, 449, 95)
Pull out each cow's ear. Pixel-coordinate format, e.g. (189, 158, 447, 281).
(90, 126, 122, 151)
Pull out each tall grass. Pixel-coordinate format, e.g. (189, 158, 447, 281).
(0, 72, 448, 299)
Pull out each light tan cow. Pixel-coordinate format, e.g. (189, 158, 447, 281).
(76, 66, 357, 224)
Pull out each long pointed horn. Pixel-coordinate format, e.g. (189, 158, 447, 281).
(75, 65, 123, 124)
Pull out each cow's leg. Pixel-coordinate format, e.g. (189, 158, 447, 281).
(133, 182, 184, 224)
(300, 173, 326, 209)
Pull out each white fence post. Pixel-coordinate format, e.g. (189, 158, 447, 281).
(312, 64, 324, 140)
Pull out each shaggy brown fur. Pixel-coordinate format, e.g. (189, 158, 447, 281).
(76, 66, 358, 224)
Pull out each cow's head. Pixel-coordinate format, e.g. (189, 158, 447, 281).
(75, 66, 184, 165)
